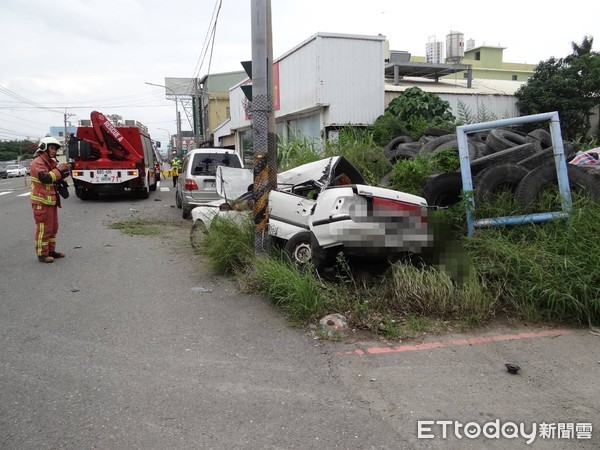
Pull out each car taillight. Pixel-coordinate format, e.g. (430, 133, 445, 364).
(372, 197, 428, 222)
(184, 179, 198, 191)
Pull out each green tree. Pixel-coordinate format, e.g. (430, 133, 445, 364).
(515, 36, 600, 140)
(369, 86, 456, 145)
(0, 140, 37, 162)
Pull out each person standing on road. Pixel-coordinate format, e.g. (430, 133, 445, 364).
(171, 156, 181, 188)
(30, 137, 71, 264)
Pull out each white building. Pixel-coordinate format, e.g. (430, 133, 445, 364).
(217, 32, 386, 159)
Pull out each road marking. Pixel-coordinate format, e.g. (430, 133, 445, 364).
(0, 191, 12, 196)
(18, 192, 30, 197)
(341, 329, 572, 356)
(160, 187, 171, 192)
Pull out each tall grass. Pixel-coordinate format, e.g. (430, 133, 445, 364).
(277, 135, 320, 170)
(244, 257, 325, 324)
(381, 262, 497, 321)
(202, 215, 255, 274)
(322, 127, 391, 185)
(468, 195, 600, 325)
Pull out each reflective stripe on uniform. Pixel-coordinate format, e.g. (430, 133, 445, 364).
(30, 177, 56, 205)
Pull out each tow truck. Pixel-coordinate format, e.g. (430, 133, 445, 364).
(68, 111, 158, 199)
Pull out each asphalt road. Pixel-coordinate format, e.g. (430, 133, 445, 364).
(0, 176, 598, 449)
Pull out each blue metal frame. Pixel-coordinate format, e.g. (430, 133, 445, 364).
(456, 112, 572, 236)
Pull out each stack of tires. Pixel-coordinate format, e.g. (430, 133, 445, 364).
(380, 128, 599, 209)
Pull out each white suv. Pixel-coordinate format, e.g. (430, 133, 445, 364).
(175, 148, 244, 219)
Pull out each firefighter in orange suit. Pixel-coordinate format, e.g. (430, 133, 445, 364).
(30, 137, 71, 263)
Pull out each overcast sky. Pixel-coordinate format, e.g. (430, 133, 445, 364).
(0, 0, 597, 147)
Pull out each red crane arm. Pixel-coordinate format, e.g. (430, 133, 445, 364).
(90, 111, 142, 162)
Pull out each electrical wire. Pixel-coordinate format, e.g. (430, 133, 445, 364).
(0, 85, 64, 115)
(190, 0, 223, 82)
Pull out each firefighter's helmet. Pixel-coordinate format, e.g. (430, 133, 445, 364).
(38, 136, 62, 151)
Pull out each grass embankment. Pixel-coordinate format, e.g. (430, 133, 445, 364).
(199, 193, 599, 340)
(198, 131, 600, 338)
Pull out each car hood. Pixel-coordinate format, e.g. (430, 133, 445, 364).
(277, 156, 366, 188)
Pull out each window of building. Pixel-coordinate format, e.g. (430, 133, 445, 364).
(474, 51, 481, 61)
(512, 75, 518, 81)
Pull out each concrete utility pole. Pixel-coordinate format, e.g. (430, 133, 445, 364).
(250, 0, 277, 254)
(194, 79, 202, 148)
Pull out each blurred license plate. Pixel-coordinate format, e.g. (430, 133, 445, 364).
(98, 169, 112, 182)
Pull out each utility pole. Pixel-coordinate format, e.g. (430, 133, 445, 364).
(250, 0, 277, 254)
(64, 108, 76, 156)
(194, 78, 202, 148)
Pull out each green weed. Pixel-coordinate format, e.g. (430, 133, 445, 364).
(108, 217, 164, 236)
(202, 215, 255, 274)
(245, 256, 324, 324)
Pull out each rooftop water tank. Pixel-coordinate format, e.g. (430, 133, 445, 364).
(446, 30, 465, 63)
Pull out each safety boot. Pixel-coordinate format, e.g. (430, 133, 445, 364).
(49, 251, 65, 258)
(38, 255, 54, 263)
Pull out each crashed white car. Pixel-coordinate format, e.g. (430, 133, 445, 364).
(269, 156, 433, 269)
(190, 156, 433, 269)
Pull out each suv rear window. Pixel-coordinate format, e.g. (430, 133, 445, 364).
(190, 153, 242, 176)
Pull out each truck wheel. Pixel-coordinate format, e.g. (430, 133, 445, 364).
(284, 232, 312, 266)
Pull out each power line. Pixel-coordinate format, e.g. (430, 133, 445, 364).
(0, 85, 64, 115)
(190, 0, 223, 81)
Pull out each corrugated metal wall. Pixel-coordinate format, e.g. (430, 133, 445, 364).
(318, 35, 385, 126)
(438, 93, 520, 121)
(227, 33, 385, 136)
(276, 39, 319, 117)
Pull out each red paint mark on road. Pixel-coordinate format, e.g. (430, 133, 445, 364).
(340, 329, 571, 356)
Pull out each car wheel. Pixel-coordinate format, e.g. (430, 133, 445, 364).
(284, 232, 312, 266)
(190, 220, 208, 252)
